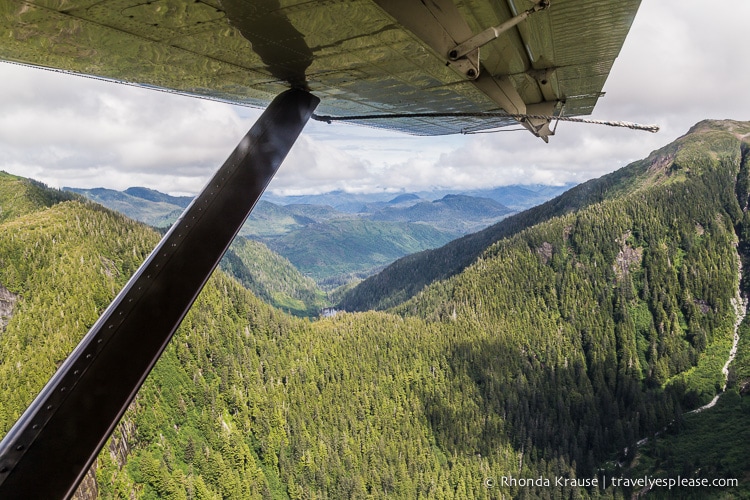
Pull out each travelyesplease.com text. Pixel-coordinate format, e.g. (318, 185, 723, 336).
(485, 475, 739, 491)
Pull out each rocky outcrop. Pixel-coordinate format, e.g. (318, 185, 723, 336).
(70, 418, 137, 499)
(71, 466, 98, 500)
(109, 418, 136, 469)
(0, 284, 18, 331)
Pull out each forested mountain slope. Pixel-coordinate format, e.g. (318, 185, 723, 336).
(65, 186, 191, 228)
(389, 119, 750, 495)
(61, 187, 332, 315)
(0, 119, 749, 498)
(0, 172, 78, 223)
(220, 237, 327, 317)
(339, 121, 750, 311)
(64, 188, 461, 287)
(266, 218, 455, 286)
(368, 194, 512, 234)
(0, 174, 521, 498)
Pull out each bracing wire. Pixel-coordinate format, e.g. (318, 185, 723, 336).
(3, 60, 660, 134)
(312, 111, 660, 133)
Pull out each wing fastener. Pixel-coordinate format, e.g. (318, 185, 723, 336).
(448, 0, 550, 79)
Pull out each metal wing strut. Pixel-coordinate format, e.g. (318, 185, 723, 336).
(0, 88, 319, 499)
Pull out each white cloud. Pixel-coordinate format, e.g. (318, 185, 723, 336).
(1, 0, 749, 195)
(269, 133, 373, 195)
(0, 63, 252, 194)
(595, 0, 750, 140)
(431, 128, 641, 188)
(428, 0, 750, 190)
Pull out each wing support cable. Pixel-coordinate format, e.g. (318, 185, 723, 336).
(312, 112, 659, 134)
(0, 88, 319, 499)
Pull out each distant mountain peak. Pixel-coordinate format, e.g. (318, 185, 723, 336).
(687, 119, 750, 137)
(388, 193, 420, 204)
(123, 186, 164, 200)
(339, 119, 750, 312)
(123, 187, 193, 207)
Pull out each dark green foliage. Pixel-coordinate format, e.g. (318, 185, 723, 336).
(628, 390, 750, 499)
(64, 186, 191, 228)
(338, 121, 747, 312)
(732, 320, 750, 392)
(337, 170, 646, 311)
(0, 171, 78, 223)
(265, 218, 456, 285)
(65, 187, 461, 287)
(220, 237, 327, 317)
(240, 200, 315, 238)
(1, 120, 749, 498)
(368, 194, 513, 233)
(0, 189, 158, 437)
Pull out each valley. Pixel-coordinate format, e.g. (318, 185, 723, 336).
(0, 120, 748, 498)
(66, 184, 569, 291)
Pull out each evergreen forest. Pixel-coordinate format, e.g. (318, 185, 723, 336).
(0, 119, 749, 498)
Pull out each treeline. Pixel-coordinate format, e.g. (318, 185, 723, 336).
(265, 218, 454, 286)
(0, 120, 749, 498)
(0, 192, 524, 498)
(220, 237, 327, 317)
(337, 122, 736, 313)
(0, 172, 78, 223)
(627, 319, 750, 499)
(335, 153, 649, 312)
(388, 123, 750, 494)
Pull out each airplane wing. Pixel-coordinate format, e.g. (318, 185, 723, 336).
(0, 0, 641, 140)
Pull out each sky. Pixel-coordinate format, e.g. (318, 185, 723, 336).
(0, 0, 748, 197)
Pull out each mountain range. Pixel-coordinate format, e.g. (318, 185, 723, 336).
(65, 184, 567, 287)
(261, 184, 574, 212)
(63, 184, 565, 234)
(0, 120, 748, 498)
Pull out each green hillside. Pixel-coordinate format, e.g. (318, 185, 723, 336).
(0, 171, 78, 223)
(61, 188, 460, 286)
(220, 237, 327, 317)
(369, 194, 513, 233)
(266, 218, 456, 287)
(336, 177, 628, 311)
(338, 120, 750, 312)
(387, 119, 750, 496)
(0, 120, 749, 498)
(65, 186, 190, 228)
(63, 188, 330, 316)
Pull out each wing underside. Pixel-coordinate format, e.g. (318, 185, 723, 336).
(0, 0, 641, 138)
